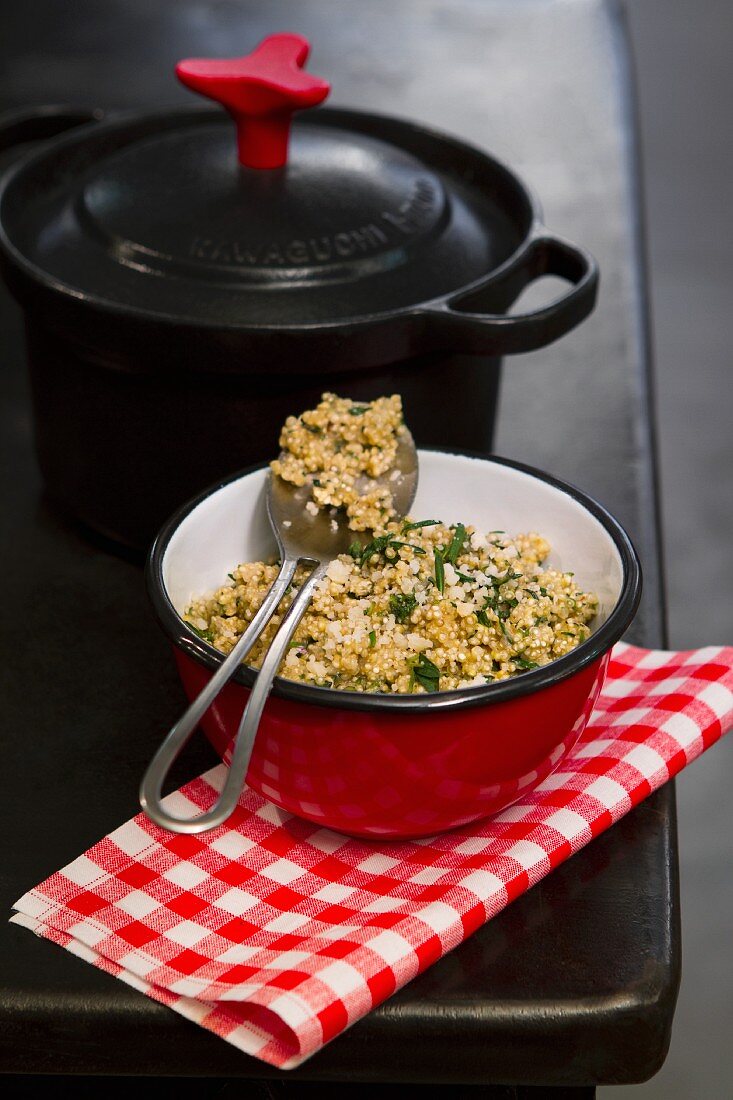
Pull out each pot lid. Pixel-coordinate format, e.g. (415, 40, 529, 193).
(0, 34, 535, 331)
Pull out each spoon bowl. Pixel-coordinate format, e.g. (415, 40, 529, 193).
(268, 426, 418, 563)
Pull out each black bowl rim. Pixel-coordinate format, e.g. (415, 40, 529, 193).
(146, 449, 643, 714)
(0, 104, 541, 333)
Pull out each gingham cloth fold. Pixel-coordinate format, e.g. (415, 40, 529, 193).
(11, 642, 733, 1069)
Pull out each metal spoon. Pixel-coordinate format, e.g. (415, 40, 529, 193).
(140, 428, 418, 833)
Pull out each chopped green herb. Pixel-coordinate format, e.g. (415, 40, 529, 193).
(368, 630, 376, 648)
(410, 652, 441, 693)
(355, 535, 426, 567)
(402, 519, 441, 532)
(360, 535, 395, 563)
(455, 570, 474, 583)
(480, 589, 516, 622)
(300, 419, 322, 435)
(514, 656, 539, 670)
(227, 573, 237, 582)
(445, 523, 467, 565)
(349, 405, 369, 415)
(476, 609, 491, 627)
(312, 478, 322, 487)
(488, 570, 522, 588)
(389, 592, 417, 624)
(434, 548, 445, 594)
(539, 586, 548, 597)
(189, 624, 215, 644)
(288, 640, 304, 650)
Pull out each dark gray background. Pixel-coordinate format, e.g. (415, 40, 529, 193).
(602, 1, 733, 1096)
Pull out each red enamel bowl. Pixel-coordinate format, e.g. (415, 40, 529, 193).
(147, 451, 641, 838)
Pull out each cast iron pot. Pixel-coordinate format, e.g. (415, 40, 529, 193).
(0, 36, 599, 551)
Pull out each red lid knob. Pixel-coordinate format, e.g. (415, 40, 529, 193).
(176, 34, 330, 169)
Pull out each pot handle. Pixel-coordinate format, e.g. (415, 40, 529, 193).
(0, 104, 104, 153)
(419, 234, 599, 356)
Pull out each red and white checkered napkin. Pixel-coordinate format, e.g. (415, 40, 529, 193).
(11, 643, 733, 1068)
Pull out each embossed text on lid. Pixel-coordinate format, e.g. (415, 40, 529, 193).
(80, 125, 449, 286)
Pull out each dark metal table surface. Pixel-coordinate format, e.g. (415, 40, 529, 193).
(0, 0, 678, 1090)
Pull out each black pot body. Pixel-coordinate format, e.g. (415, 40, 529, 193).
(26, 318, 501, 549)
(2, 105, 599, 551)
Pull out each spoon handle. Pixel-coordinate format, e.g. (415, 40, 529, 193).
(140, 556, 300, 832)
(171, 561, 327, 833)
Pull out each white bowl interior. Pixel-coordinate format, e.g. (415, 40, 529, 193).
(163, 452, 624, 630)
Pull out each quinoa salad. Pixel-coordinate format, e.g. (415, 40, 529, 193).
(270, 392, 405, 531)
(184, 519, 599, 695)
